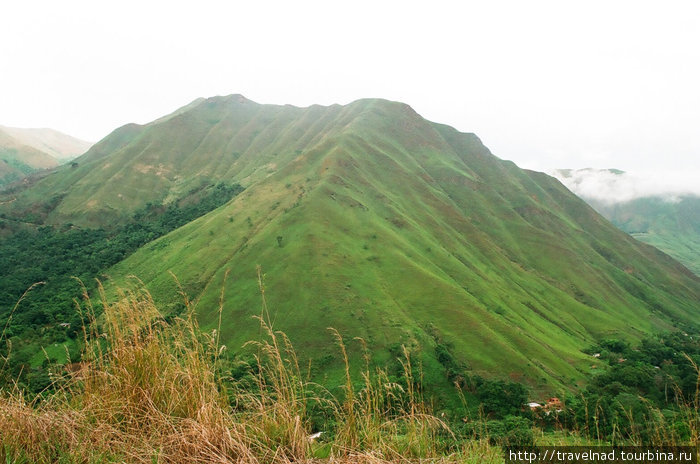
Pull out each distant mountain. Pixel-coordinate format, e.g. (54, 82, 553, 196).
(2, 97, 698, 393)
(0, 129, 58, 186)
(0, 126, 92, 187)
(0, 126, 92, 161)
(552, 168, 700, 275)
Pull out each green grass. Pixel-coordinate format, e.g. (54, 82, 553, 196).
(1, 281, 507, 463)
(28, 340, 78, 366)
(2, 283, 699, 463)
(633, 230, 700, 275)
(2, 96, 699, 396)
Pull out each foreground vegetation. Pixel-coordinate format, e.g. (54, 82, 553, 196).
(1, 276, 699, 463)
(1, 280, 503, 463)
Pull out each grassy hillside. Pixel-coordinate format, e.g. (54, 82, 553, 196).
(1, 95, 357, 227)
(1, 96, 698, 395)
(551, 169, 700, 276)
(58, 96, 696, 394)
(590, 196, 700, 276)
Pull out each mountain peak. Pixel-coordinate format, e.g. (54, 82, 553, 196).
(206, 94, 257, 105)
(347, 97, 419, 115)
(2, 96, 699, 392)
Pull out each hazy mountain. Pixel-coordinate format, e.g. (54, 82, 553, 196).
(2, 97, 698, 392)
(0, 126, 92, 161)
(0, 129, 58, 186)
(552, 168, 700, 275)
(0, 126, 92, 187)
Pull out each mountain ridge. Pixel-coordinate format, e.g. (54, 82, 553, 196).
(2, 96, 698, 393)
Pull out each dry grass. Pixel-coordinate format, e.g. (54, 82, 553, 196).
(0, 274, 500, 463)
(3, 272, 699, 462)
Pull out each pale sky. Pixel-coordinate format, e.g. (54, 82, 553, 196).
(2, 0, 699, 178)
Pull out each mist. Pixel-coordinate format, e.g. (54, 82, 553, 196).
(549, 168, 700, 204)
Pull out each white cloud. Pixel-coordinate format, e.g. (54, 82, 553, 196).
(550, 168, 700, 204)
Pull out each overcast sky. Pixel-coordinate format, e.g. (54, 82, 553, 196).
(2, 0, 699, 180)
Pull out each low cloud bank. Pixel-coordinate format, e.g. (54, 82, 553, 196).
(549, 168, 700, 204)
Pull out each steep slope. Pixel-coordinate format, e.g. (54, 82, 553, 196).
(552, 169, 700, 275)
(84, 97, 700, 392)
(0, 95, 361, 227)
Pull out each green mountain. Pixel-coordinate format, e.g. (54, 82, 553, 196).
(2, 96, 699, 393)
(552, 169, 700, 276)
(2, 95, 358, 227)
(0, 126, 92, 187)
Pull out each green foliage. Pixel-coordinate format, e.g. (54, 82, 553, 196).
(0, 182, 242, 392)
(461, 415, 534, 447)
(472, 377, 529, 419)
(487, 416, 534, 447)
(555, 329, 700, 443)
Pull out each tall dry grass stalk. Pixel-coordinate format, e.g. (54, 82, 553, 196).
(1, 275, 497, 463)
(329, 330, 455, 460)
(1, 279, 257, 463)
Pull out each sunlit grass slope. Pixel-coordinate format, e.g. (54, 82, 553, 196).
(92, 97, 700, 392)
